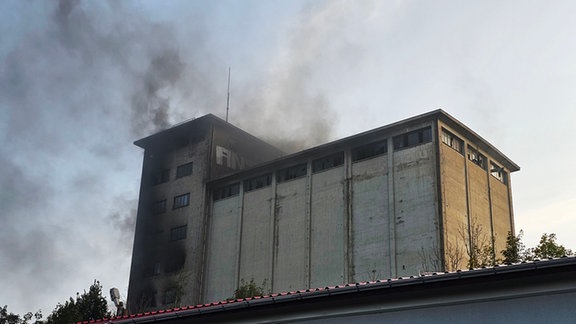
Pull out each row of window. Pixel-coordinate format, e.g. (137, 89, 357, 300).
(152, 162, 193, 185)
(153, 193, 190, 214)
(212, 127, 434, 201)
(441, 128, 508, 184)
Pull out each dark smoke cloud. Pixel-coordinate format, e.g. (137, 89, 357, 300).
(0, 0, 338, 314)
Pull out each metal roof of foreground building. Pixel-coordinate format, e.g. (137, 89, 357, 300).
(82, 257, 576, 323)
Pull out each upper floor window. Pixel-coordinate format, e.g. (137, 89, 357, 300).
(244, 174, 272, 192)
(441, 129, 463, 154)
(170, 225, 187, 241)
(312, 152, 344, 173)
(468, 146, 487, 170)
(152, 168, 170, 185)
(213, 183, 240, 201)
(173, 193, 190, 209)
(352, 140, 387, 162)
(277, 163, 307, 183)
(153, 199, 167, 214)
(176, 162, 193, 179)
(490, 162, 508, 184)
(393, 127, 432, 151)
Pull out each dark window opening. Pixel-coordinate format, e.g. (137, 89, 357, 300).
(244, 174, 272, 192)
(163, 289, 176, 305)
(213, 183, 240, 201)
(153, 199, 167, 214)
(170, 225, 187, 241)
(352, 140, 387, 162)
(490, 162, 508, 184)
(441, 129, 464, 154)
(468, 146, 487, 170)
(173, 193, 190, 209)
(393, 127, 432, 150)
(152, 169, 170, 185)
(313, 152, 345, 172)
(176, 162, 193, 179)
(277, 163, 308, 183)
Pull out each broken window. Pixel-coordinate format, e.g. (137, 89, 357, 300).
(276, 163, 308, 183)
(467, 146, 487, 170)
(393, 127, 432, 150)
(173, 193, 190, 209)
(490, 162, 508, 184)
(441, 128, 464, 154)
(244, 174, 272, 192)
(313, 152, 344, 173)
(213, 183, 240, 201)
(176, 162, 193, 178)
(152, 199, 167, 214)
(170, 225, 187, 241)
(352, 140, 387, 162)
(152, 168, 170, 185)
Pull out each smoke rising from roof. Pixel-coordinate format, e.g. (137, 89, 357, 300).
(0, 0, 337, 314)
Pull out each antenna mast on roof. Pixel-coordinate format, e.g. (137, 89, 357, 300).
(226, 67, 231, 122)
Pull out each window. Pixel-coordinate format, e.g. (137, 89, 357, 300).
(352, 140, 387, 162)
(468, 146, 487, 170)
(153, 262, 161, 276)
(213, 183, 240, 201)
(393, 127, 432, 150)
(441, 129, 463, 154)
(490, 162, 508, 184)
(152, 168, 170, 185)
(163, 289, 176, 305)
(173, 193, 190, 209)
(313, 152, 344, 173)
(170, 225, 187, 241)
(244, 174, 272, 192)
(153, 199, 167, 214)
(276, 163, 307, 183)
(176, 162, 193, 178)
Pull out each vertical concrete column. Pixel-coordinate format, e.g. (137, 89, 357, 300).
(387, 139, 396, 278)
(235, 182, 245, 292)
(344, 148, 353, 283)
(270, 173, 278, 293)
(305, 161, 312, 288)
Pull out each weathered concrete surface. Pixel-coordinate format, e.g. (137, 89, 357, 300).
(351, 155, 390, 281)
(274, 177, 309, 293)
(239, 186, 275, 292)
(310, 166, 346, 288)
(204, 195, 241, 302)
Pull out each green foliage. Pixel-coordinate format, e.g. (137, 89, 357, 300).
(501, 230, 525, 264)
(1, 306, 42, 324)
(232, 279, 267, 299)
(531, 233, 573, 259)
(46, 280, 110, 324)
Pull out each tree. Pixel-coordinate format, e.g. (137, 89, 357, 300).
(46, 280, 110, 323)
(531, 233, 573, 259)
(1, 306, 42, 324)
(459, 221, 495, 269)
(501, 230, 525, 264)
(232, 279, 267, 299)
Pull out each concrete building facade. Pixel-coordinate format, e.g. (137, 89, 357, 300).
(127, 110, 519, 311)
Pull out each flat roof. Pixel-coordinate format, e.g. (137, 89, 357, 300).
(209, 109, 520, 185)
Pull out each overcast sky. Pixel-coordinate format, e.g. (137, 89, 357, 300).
(2, 0, 576, 316)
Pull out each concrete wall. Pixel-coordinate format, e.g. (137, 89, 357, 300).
(393, 142, 438, 277)
(128, 136, 211, 310)
(438, 121, 514, 269)
(205, 125, 443, 301)
(350, 155, 390, 282)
